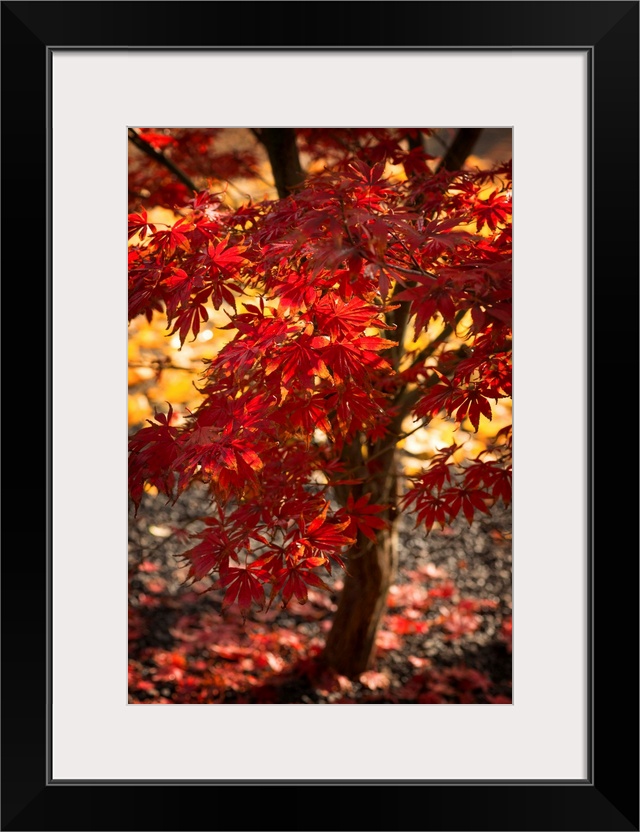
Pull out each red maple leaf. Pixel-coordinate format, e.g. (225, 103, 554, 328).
(442, 487, 492, 524)
(217, 566, 266, 614)
(336, 493, 388, 542)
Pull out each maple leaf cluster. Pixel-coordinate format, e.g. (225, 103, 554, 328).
(128, 129, 512, 615)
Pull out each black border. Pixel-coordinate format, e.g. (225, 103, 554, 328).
(2, 2, 638, 830)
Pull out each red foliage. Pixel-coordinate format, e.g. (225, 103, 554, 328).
(128, 128, 511, 618)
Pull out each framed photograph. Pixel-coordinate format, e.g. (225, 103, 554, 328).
(2, 2, 637, 830)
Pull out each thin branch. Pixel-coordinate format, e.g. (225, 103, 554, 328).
(339, 197, 358, 248)
(395, 420, 432, 445)
(128, 515, 205, 562)
(393, 375, 439, 426)
(386, 263, 437, 281)
(129, 362, 201, 374)
(128, 128, 197, 193)
(129, 129, 253, 201)
(399, 309, 467, 378)
(390, 230, 425, 276)
(231, 151, 274, 189)
(362, 420, 432, 468)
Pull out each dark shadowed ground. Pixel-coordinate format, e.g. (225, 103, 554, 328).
(128, 484, 512, 704)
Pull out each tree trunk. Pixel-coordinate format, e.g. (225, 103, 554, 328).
(323, 442, 400, 677)
(322, 516, 398, 676)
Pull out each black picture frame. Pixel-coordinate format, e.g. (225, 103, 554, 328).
(2, 2, 638, 830)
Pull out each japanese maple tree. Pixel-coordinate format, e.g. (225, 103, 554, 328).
(128, 127, 512, 676)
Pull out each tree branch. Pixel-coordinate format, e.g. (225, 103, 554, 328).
(406, 130, 423, 152)
(362, 419, 432, 468)
(386, 129, 482, 376)
(129, 362, 200, 374)
(399, 310, 467, 378)
(346, 129, 484, 508)
(435, 127, 483, 173)
(257, 128, 305, 199)
(128, 128, 197, 193)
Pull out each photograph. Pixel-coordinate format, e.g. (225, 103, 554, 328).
(128, 127, 513, 705)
